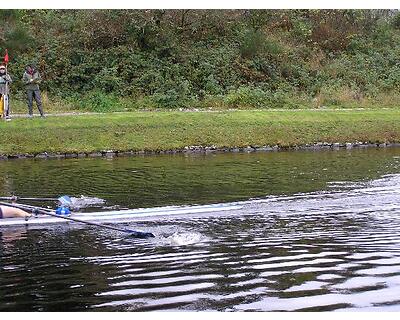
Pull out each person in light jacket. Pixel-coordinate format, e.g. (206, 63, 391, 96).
(0, 64, 12, 119)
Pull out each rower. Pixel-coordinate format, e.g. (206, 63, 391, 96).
(0, 205, 31, 219)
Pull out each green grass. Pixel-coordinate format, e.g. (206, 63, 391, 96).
(1, 109, 400, 156)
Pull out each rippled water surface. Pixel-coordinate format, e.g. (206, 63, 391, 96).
(2, 148, 400, 311)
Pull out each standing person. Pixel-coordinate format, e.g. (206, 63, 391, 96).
(0, 64, 12, 120)
(22, 64, 44, 118)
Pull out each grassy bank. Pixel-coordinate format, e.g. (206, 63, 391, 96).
(1, 109, 400, 156)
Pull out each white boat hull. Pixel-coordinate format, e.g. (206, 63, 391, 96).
(0, 203, 242, 227)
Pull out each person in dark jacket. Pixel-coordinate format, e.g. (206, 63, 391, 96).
(22, 64, 44, 117)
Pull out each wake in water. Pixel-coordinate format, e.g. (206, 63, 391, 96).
(100, 173, 400, 223)
(54, 173, 400, 227)
(70, 195, 106, 210)
(241, 173, 400, 220)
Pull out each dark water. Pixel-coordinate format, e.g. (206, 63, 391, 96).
(1, 148, 400, 311)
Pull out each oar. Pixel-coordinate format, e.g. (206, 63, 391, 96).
(0, 196, 58, 202)
(0, 201, 155, 239)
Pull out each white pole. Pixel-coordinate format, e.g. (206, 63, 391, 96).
(4, 64, 9, 119)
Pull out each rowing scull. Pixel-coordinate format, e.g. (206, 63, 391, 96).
(0, 203, 243, 227)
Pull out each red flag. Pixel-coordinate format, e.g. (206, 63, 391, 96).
(3, 49, 9, 65)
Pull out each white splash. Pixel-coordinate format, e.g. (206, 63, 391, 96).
(168, 232, 205, 246)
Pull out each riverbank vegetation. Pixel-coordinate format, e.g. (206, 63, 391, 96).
(1, 110, 400, 156)
(2, 10, 400, 111)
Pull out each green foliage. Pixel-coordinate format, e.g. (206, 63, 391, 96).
(240, 30, 265, 58)
(3, 26, 33, 52)
(224, 86, 297, 109)
(225, 86, 268, 108)
(92, 66, 125, 94)
(3, 9, 400, 111)
(392, 12, 400, 30)
(71, 91, 126, 112)
(0, 9, 33, 54)
(151, 81, 193, 108)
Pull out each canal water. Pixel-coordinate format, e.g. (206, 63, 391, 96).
(1, 148, 400, 311)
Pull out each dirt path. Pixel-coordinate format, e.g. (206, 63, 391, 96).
(7, 107, 393, 119)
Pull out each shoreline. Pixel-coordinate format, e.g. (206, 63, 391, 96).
(1, 141, 399, 161)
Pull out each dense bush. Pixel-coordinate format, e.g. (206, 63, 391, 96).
(70, 91, 126, 112)
(1, 9, 400, 109)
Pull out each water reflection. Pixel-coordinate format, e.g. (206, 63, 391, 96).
(0, 229, 27, 251)
(1, 148, 400, 209)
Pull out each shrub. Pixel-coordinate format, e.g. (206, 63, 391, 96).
(313, 85, 364, 107)
(240, 30, 265, 58)
(72, 91, 126, 112)
(224, 86, 296, 109)
(392, 12, 400, 30)
(225, 86, 268, 108)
